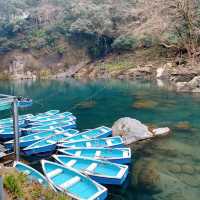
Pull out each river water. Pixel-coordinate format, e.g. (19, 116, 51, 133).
(0, 79, 200, 200)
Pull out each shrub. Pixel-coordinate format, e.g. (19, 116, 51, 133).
(140, 35, 154, 48)
(2, 170, 71, 200)
(112, 35, 138, 51)
(4, 173, 24, 198)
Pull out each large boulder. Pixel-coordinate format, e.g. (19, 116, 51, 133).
(112, 117, 170, 144)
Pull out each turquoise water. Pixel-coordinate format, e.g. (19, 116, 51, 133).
(0, 79, 200, 200)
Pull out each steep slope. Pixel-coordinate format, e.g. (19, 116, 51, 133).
(0, 0, 195, 79)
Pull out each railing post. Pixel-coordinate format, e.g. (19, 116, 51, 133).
(0, 175, 4, 200)
(13, 98, 20, 161)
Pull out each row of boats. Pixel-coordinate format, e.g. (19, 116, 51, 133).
(0, 110, 132, 200)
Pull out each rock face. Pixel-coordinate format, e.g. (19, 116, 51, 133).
(176, 76, 200, 92)
(112, 117, 170, 144)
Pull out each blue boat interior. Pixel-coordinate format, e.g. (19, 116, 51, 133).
(61, 137, 123, 148)
(44, 162, 99, 199)
(56, 156, 122, 177)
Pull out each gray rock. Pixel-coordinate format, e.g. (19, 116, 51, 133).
(112, 117, 152, 144)
(112, 117, 170, 144)
(176, 76, 200, 92)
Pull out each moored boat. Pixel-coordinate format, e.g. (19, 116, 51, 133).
(22, 120, 76, 135)
(58, 148, 132, 164)
(53, 154, 129, 185)
(60, 126, 112, 143)
(35, 110, 60, 118)
(17, 97, 33, 108)
(26, 111, 73, 123)
(4, 129, 79, 149)
(14, 161, 49, 188)
(28, 115, 76, 127)
(57, 136, 125, 149)
(0, 114, 33, 125)
(41, 160, 107, 200)
(0, 128, 22, 141)
(23, 130, 79, 155)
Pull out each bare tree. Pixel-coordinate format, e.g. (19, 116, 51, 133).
(164, 0, 200, 63)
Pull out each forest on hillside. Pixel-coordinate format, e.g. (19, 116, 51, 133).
(0, 0, 200, 62)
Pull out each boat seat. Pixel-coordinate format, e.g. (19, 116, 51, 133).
(34, 136, 41, 140)
(47, 168, 63, 178)
(75, 151, 81, 156)
(86, 163, 98, 172)
(65, 160, 77, 167)
(106, 139, 113, 146)
(123, 151, 129, 158)
(60, 176, 81, 189)
(86, 142, 92, 147)
(47, 140, 55, 144)
(95, 151, 101, 157)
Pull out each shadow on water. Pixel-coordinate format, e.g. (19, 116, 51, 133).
(0, 79, 200, 200)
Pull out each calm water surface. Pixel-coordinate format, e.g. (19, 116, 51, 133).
(0, 79, 200, 200)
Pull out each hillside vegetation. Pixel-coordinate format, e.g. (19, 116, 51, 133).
(0, 0, 200, 76)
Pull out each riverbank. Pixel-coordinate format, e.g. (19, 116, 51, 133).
(1, 47, 200, 93)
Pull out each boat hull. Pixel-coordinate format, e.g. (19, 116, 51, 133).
(90, 172, 128, 185)
(22, 123, 76, 135)
(23, 144, 56, 156)
(42, 160, 108, 200)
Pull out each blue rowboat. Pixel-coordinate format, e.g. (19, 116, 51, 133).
(23, 130, 79, 155)
(28, 115, 76, 127)
(61, 126, 112, 143)
(26, 111, 73, 123)
(4, 129, 79, 149)
(0, 128, 22, 141)
(22, 121, 76, 135)
(0, 114, 34, 125)
(57, 136, 125, 149)
(14, 161, 49, 187)
(41, 160, 107, 200)
(53, 154, 129, 185)
(0, 120, 27, 129)
(36, 110, 60, 118)
(55, 112, 73, 117)
(17, 99, 33, 108)
(58, 148, 132, 164)
(26, 113, 75, 124)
